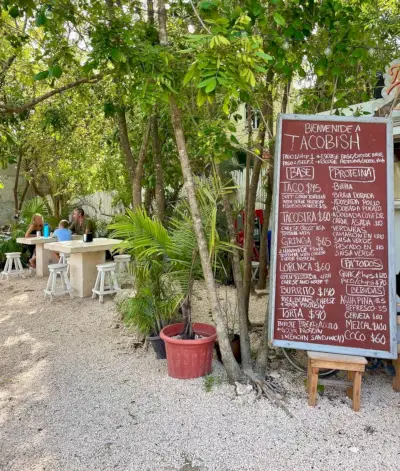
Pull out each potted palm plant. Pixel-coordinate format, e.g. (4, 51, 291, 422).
(110, 213, 181, 359)
(110, 180, 229, 378)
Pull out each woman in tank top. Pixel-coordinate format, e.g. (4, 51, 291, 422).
(25, 213, 44, 268)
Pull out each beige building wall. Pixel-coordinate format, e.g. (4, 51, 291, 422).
(0, 165, 20, 226)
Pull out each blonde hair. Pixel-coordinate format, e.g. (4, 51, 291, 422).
(31, 213, 43, 227)
(59, 219, 69, 228)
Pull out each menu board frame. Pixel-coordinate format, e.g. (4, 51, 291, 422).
(268, 113, 396, 359)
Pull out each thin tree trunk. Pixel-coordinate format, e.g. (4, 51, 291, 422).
(147, 0, 155, 25)
(132, 119, 151, 207)
(18, 181, 30, 212)
(281, 76, 292, 114)
(158, 0, 241, 381)
(151, 110, 165, 221)
(243, 71, 273, 321)
(32, 180, 45, 197)
(254, 297, 270, 376)
(170, 99, 242, 381)
(157, 0, 168, 45)
(257, 166, 273, 290)
(244, 104, 253, 215)
(217, 166, 252, 370)
(13, 149, 23, 215)
(117, 108, 136, 182)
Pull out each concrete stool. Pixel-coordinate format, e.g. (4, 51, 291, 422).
(44, 264, 74, 300)
(307, 351, 367, 412)
(58, 253, 71, 276)
(66, 258, 71, 277)
(113, 254, 131, 274)
(92, 262, 120, 303)
(59, 252, 70, 264)
(1, 252, 24, 280)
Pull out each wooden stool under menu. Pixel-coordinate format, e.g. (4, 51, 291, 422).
(307, 351, 367, 412)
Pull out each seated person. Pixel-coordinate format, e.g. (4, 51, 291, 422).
(54, 220, 72, 242)
(25, 213, 44, 268)
(69, 207, 95, 236)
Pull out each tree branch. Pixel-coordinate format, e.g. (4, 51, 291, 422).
(189, 0, 212, 34)
(374, 90, 400, 117)
(0, 75, 103, 113)
(18, 181, 30, 212)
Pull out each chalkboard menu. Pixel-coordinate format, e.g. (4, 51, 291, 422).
(269, 114, 397, 359)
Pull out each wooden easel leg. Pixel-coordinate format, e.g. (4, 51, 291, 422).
(307, 358, 311, 394)
(347, 371, 354, 399)
(392, 358, 400, 392)
(308, 367, 319, 407)
(352, 372, 362, 412)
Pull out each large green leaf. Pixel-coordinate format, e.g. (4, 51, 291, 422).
(273, 12, 286, 26)
(255, 51, 273, 62)
(49, 65, 63, 78)
(34, 70, 49, 81)
(205, 78, 217, 93)
(9, 6, 20, 18)
(35, 11, 46, 27)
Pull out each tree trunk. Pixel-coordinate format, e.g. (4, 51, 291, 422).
(143, 187, 153, 213)
(243, 71, 274, 321)
(31, 180, 45, 197)
(254, 296, 270, 376)
(13, 149, 23, 216)
(217, 167, 252, 370)
(18, 181, 30, 212)
(151, 111, 165, 221)
(157, 0, 168, 46)
(117, 107, 136, 182)
(158, 0, 241, 381)
(244, 104, 253, 216)
(257, 165, 273, 290)
(147, 0, 155, 25)
(170, 99, 242, 381)
(132, 118, 152, 208)
(281, 76, 292, 114)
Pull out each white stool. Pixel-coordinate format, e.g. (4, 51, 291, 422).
(66, 258, 71, 276)
(44, 264, 74, 299)
(92, 262, 120, 303)
(113, 254, 131, 274)
(251, 261, 260, 281)
(1, 252, 24, 280)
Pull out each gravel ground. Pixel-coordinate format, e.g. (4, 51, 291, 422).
(1, 275, 400, 471)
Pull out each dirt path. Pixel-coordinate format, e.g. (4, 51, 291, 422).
(1, 276, 400, 471)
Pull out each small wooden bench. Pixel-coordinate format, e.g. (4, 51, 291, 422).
(307, 351, 367, 411)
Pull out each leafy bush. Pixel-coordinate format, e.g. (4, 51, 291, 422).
(20, 197, 49, 225)
(0, 225, 27, 268)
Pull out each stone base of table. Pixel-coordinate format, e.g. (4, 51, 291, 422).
(36, 244, 53, 278)
(69, 251, 105, 297)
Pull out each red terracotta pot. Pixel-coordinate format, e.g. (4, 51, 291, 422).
(160, 323, 217, 379)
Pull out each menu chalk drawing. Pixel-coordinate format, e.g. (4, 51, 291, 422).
(268, 114, 397, 359)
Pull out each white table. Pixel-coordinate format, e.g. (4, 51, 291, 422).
(17, 235, 82, 277)
(43, 238, 122, 297)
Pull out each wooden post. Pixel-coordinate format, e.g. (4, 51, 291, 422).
(392, 357, 400, 392)
(308, 367, 319, 407)
(346, 371, 354, 399)
(352, 371, 362, 412)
